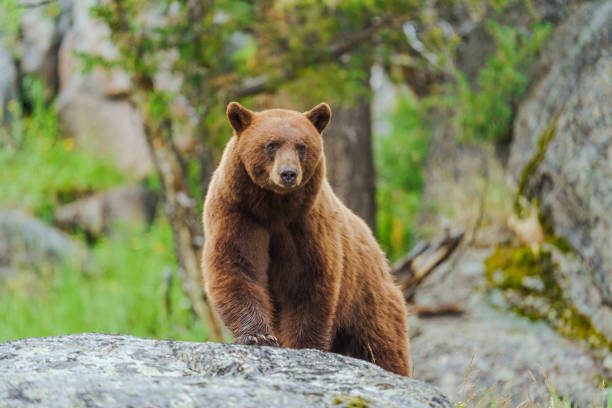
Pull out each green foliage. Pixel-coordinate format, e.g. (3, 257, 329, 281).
(83, 0, 421, 157)
(375, 95, 429, 261)
(1, 0, 62, 56)
(0, 0, 23, 54)
(0, 218, 208, 342)
(488, 0, 518, 14)
(0, 78, 124, 220)
(436, 21, 552, 143)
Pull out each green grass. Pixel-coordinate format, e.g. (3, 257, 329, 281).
(374, 94, 429, 261)
(454, 355, 611, 407)
(0, 77, 207, 342)
(0, 218, 209, 342)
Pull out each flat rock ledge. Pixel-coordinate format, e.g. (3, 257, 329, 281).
(0, 333, 450, 408)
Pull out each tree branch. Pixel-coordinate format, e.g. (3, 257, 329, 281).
(232, 16, 395, 99)
(105, 0, 225, 341)
(138, 110, 225, 342)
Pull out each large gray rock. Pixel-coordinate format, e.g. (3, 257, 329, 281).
(17, 0, 73, 93)
(508, 1, 612, 339)
(57, 89, 153, 178)
(57, 0, 132, 98)
(55, 0, 196, 178)
(0, 333, 450, 408)
(53, 0, 153, 178)
(0, 46, 18, 124)
(0, 210, 88, 279)
(54, 185, 158, 237)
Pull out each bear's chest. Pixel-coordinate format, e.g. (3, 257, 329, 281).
(267, 226, 303, 280)
(266, 223, 324, 301)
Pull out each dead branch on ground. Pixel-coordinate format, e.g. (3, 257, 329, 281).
(392, 230, 465, 302)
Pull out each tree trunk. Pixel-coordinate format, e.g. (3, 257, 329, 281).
(324, 74, 377, 232)
(103, 0, 225, 342)
(139, 108, 225, 343)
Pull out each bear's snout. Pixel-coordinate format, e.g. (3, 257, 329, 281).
(280, 166, 298, 186)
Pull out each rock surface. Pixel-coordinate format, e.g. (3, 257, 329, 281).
(0, 333, 450, 408)
(54, 185, 158, 237)
(17, 0, 73, 93)
(0, 46, 18, 124)
(53, 0, 154, 178)
(0, 210, 88, 279)
(413, 299, 608, 406)
(508, 1, 612, 340)
(412, 249, 609, 406)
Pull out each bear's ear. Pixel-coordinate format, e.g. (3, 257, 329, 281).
(304, 103, 332, 134)
(227, 102, 253, 135)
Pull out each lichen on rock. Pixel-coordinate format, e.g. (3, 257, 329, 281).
(485, 244, 612, 357)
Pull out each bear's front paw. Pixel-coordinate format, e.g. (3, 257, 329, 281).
(235, 334, 280, 347)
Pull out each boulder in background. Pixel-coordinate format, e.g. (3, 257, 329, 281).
(54, 185, 158, 237)
(508, 0, 612, 341)
(0, 45, 18, 125)
(0, 210, 88, 280)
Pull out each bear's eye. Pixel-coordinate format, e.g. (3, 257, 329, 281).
(297, 143, 307, 160)
(265, 141, 280, 159)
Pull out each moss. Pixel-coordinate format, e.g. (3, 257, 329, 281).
(332, 394, 372, 408)
(516, 115, 559, 209)
(546, 234, 573, 254)
(485, 245, 612, 353)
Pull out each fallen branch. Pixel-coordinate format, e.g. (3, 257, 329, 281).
(409, 304, 464, 318)
(392, 229, 465, 301)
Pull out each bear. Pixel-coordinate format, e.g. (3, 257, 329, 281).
(201, 101, 412, 376)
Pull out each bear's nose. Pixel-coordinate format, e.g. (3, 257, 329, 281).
(280, 166, 298, 186)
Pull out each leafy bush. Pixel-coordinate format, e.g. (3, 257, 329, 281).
(375, 17, 551, 260)
(0, 0, 23, 51)
(375, 95, 429, 261)
(436, 21, 552, 143)
(0, 78, 124, 220)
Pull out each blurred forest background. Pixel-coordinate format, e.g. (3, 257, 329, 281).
(0, 0, 610, 405)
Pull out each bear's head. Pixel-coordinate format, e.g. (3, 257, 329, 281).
(227, 102, 331, 194)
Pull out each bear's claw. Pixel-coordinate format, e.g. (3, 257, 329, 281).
(235, 334, 280, 347)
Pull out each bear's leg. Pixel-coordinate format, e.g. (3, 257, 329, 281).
(363, 328, 411, 376)
(362, 294, 412, 376)
(270, 221, 341, 350)
(332, 293, 411, 377)
(332, 324, 411, 376)
(330, 328, 370, 361)
(203, 213, 278, 346)
(276, 292, 337, 350)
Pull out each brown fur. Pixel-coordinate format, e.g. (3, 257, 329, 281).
(202, 102, 412, 376)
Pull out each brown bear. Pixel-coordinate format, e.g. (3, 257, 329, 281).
(202, 101, 411, 376)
